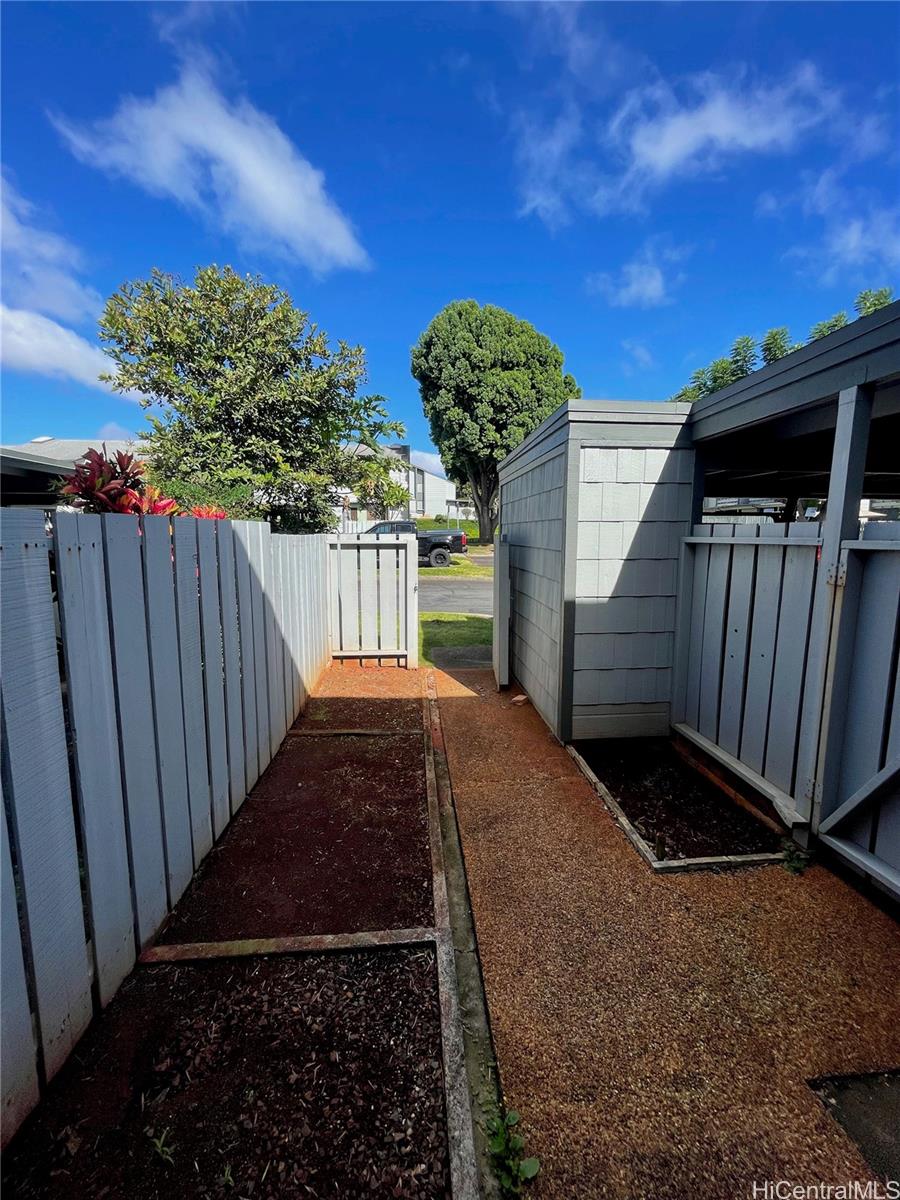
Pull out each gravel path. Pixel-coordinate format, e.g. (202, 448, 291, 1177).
(434, 667, 900, 1199)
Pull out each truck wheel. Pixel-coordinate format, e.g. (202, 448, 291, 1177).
(429, 547, 451, 568)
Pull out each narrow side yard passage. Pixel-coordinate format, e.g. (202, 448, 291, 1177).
(3, 667, 464, 1200)
(434, 667, 900, 1200)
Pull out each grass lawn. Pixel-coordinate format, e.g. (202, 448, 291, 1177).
(419, 555, 493, 579)
(419, 611, 493, 666)
(416, 518, 497, 546)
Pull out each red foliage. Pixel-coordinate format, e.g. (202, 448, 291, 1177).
(188, 505, 228, 520)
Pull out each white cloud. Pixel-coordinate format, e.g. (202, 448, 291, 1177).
(1, 179, 102, 322)
(587, 239, 690, 308)
(52, 63, 369, 274)
(410, 450, 447, 479)
(514, 104, 583, 229)
(592, 63, 837, 215)
(621, 338, 655, 375)
(0, 305, 118, 393)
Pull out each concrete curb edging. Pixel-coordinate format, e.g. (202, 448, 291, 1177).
(566, 745, 787, 874)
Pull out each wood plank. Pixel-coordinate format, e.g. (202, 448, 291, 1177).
(231, 521, 259, 792)
(196, 519, 229, 838)
(683, 543, 709, 729)
(277, 538, 294, 728)
(54, 512, 136, 999)
(359, 542, 378, 651)
(141, 926, 435, 963)
(247, 521, 271, 772)
(172, 517, 214, 862)
(102, 515, 169, 943)
(1, 790, 39, 1146)
(141, 516, 194, 905)
(404, 537, 419, 668)
(261, 524, 283, 761)
(740, 535, 786, 773)
(673, 723, 804, 829)
(697, 540, 731, 740)
(820, 756, 900, 835)
(216, 520, 246, 814)
(764, 540, 818, 795)
(717, 534, 756, 757)
(0, 511, 92, 1078)
(378, 539, 399, 652)
(339, 540, 360, 654)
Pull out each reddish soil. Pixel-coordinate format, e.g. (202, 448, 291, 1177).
(295, 695, 424, 733)
(3, 949, 449, 1200)
(575, 737, 783, 859)
(162, 733, 433, 943)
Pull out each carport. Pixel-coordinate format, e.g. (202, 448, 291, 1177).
(494, 301, 900, 896)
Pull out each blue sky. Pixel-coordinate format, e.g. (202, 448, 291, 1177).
(2, 2, 898, 473)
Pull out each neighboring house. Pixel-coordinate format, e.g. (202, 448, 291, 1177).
(336, 443, 456, 529)
(0, 437, 137, 508)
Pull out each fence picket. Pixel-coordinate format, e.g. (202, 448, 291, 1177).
(1, 791, 39, 1147)
(247, 522, 271, 773)
(328, 535, 416, 665)
(717, 529, 757, 757)
(54, 512, 135, 999)
(738, 529, 787, 772)
(0, 511, 92, 1079)
(173, 518, 214, 862)
(141, 516, 195, 903)
(197, 519, 230, 838)
(216, 521, 246, 813)
(232, 521, 260, 791)
(102, 515, 169, 943)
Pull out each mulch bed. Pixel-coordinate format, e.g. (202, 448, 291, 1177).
(162, 734, 433, 943)
(295, 696, 425, 734)
(3, 949, 449, 1200)
(574, 738, 783, 859)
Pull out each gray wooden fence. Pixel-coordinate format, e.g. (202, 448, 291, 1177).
(673, 520, 900, 897)
(0, 511, 330, 1144)
(328, 534, 418, 666)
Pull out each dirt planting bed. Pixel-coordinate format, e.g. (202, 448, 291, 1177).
(574, 737, 783, 860)
(162, 734, 433, 943)
(3, 949, 449, 1200)
(295, 695, 425, 733)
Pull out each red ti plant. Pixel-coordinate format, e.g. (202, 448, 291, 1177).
(59, 445, 179, 516)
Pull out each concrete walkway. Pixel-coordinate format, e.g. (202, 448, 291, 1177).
(434, 667, 900, 1199)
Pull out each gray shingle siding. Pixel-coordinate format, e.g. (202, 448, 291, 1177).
(501, 452, 565, 732)
(572, 443, 693, 737)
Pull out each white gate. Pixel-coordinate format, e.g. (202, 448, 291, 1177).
(327, 534, 418, 666)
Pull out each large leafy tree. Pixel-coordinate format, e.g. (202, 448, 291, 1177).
(411, 301, 581, 540)
(98, 265, 407, 531)
(671, 286, 894, 403)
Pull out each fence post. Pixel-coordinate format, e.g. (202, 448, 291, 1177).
(796, 384, 873, 832)
(492, 534, 510, 689)
(404, 535, 419, 668)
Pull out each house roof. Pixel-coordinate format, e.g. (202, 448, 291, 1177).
(1, 437, 139, 464)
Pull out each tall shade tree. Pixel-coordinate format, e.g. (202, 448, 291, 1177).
(99, 265, 407, 531)
(411, 301, 580, 540)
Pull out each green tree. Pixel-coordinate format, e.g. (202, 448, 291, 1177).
(99, 265, 407, 531)
(760, 327, 793, 366)
(854, 287, 894, 317)
(729, 335, 757, 380)
(411, 300, 580, 540)
(808, 311, 849, 342)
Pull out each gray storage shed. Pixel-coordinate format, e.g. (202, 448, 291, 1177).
(497, 399, 696, 742)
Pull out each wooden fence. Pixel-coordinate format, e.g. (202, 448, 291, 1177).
(0, 511, 329, 1143)
(328, 534, 418, 666)
(672, 522, 822, 826)
(673, 520, 900, 898)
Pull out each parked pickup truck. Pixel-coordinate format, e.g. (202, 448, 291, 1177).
(365, 520, 467, 567)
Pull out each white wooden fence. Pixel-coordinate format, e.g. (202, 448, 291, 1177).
(328, 534, 418, 666)
(0, 511, 330, 1144)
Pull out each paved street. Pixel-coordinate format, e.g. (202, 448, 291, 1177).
(418, 575, 493, 615)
